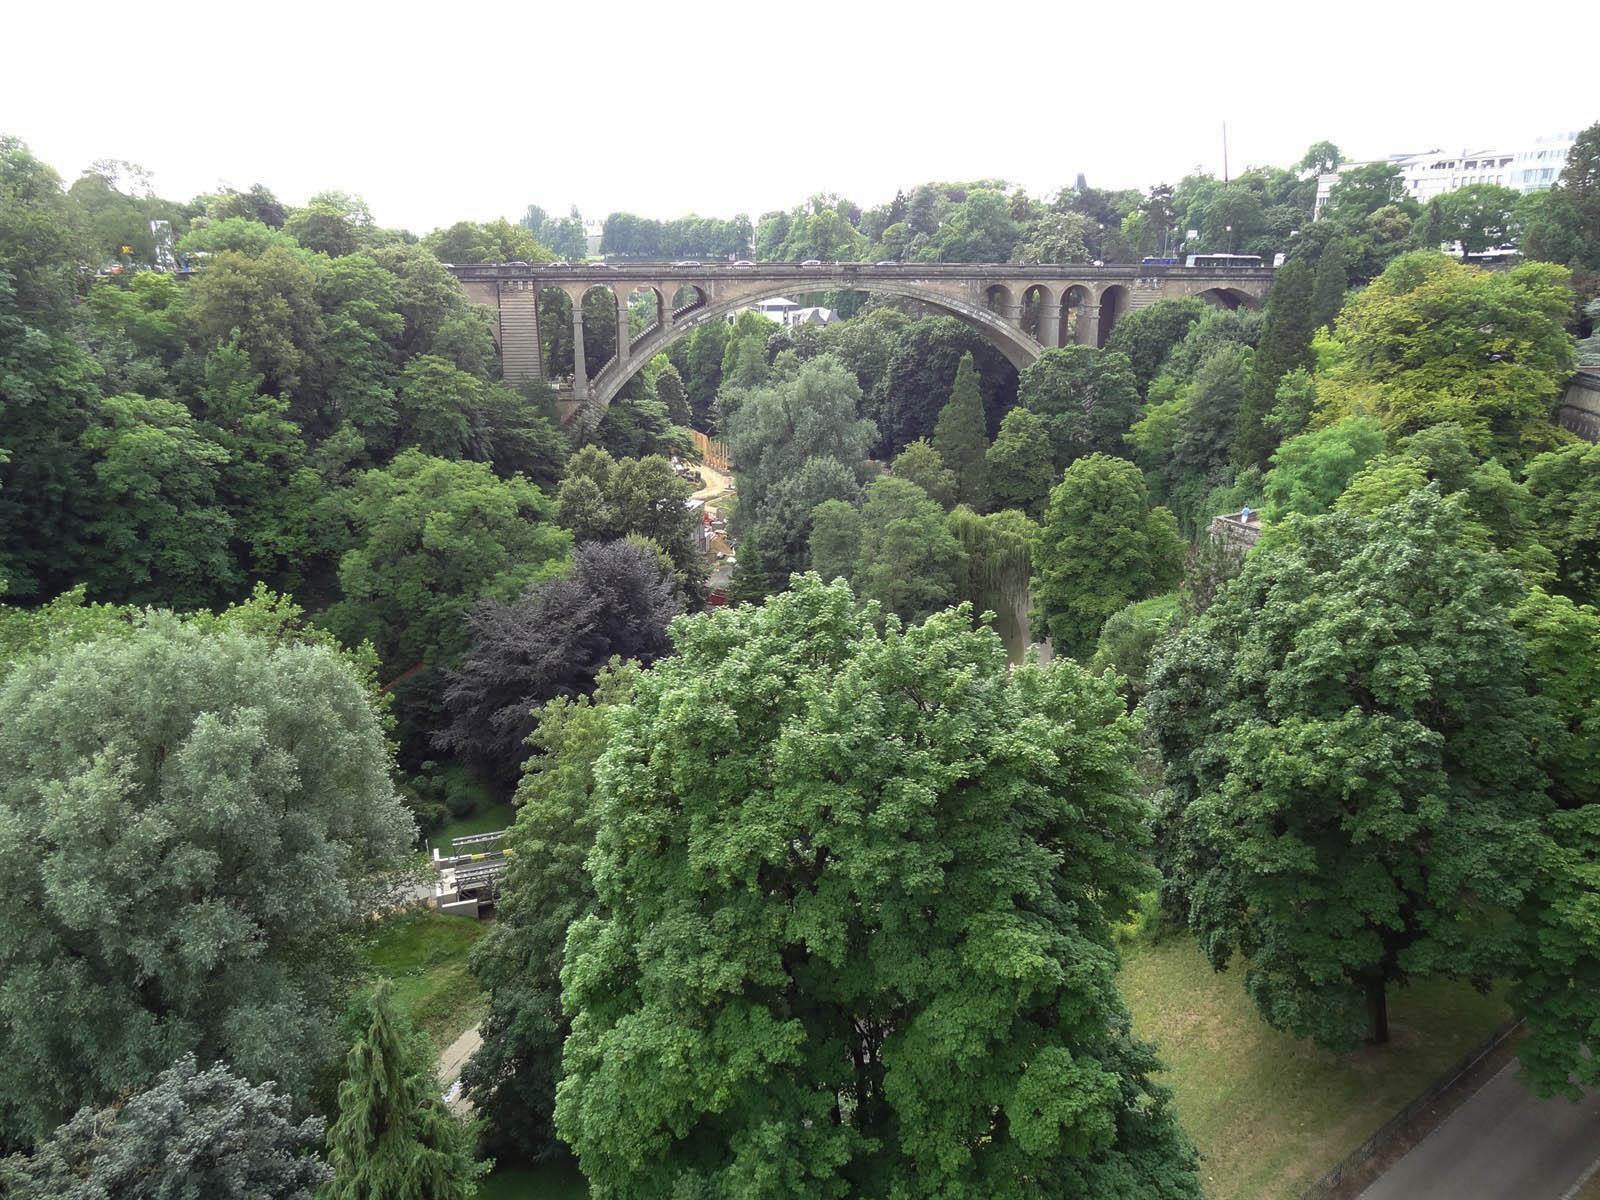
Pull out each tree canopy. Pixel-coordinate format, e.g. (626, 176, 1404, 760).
(555, 577, 1201, 1198)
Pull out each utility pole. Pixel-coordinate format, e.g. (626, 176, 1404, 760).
(1223, 121, 1230, 186)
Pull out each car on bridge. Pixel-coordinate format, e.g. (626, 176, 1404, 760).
(674, 260, 701, 267)
(800, 259, 823, 267)
(733, 260, 753, 267)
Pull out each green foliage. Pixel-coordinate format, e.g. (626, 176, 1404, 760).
(78, 393, 239, 608)
(1090, 592, 1182, 708)
(189, 246, 323, 399)
(556, 577, 1201, 1198)
(464, 670, 630, 1161)
(423, 218, 551, 266)
(0, 1055, 329, 1197)
(985, 406, 1055, 519)
(1261, 416, 1387, 522)
(326, 450, 570, 676)
(1237, 259, 1315, 468)
(1323, 163, 1412, 224)
(947, 505, 1037, 657)
(891, 438, 955, 509)
(0, 136, 88, 324)
(1103, 298, 1206, 396)
(326, 985, 486, 1200)
(873, 316, 1015, 456)
(1309, 237, 1352, 330)
(1145, 492, 1552, 1048)
(685, 320, 728, 426)
(1033, 454, 1184, 660)
(1317, 252, 1576, 454)
(812, 475, 968, 624)
(1524, 441, 1600, 608)
(1018, 345, 1142, 472)
(0, 618, 415, 1142)
(931, 352, 990, 508)
(564, 447, 707, 597)
(1512, 588, 1600, 806)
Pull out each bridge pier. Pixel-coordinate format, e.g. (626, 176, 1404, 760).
(614, 288, 632, 374)
(1076, 303, 1101, 347)
(1037, 298, 1061, 349)
(571, 300, 589, 402)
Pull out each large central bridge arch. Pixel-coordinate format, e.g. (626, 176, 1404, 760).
(449, 261, 1274, 425)
(587, 277, 1040, 415)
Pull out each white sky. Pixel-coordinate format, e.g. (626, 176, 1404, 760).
(5, 0, 1595, 234)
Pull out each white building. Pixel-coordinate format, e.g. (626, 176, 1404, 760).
(1314, 129, 1580, 217)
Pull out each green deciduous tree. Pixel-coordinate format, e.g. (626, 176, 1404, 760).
(1261, 416, 1387, 522)
(891, 438, 956, 509)
(326, 985, 485, 1200)
(985, 406, 1056, 519)
(326, 450, 570, 678)
(811, 476, 968, 624)
(1317, 252, 1576, 454)
(932, 352, 990, 509)
(1018, 346, 1142, 472)
(462, 668, 630, 1160)
(78, 393, 240, 609)
(0, 1055, 329, 1198)
(555, 577, 1201, 1198)
(1103, 298, 1206, 396)
(1525, 441, 1600, 608)
(1033, 454, 1184, 660)
(1145, 492, 1552, 1048)
(0, 619, 414, 1142)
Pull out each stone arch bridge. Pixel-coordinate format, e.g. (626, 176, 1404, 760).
(448, 261, 1275, 425)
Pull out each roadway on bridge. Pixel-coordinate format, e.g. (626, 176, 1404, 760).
(1358, 1059, 1600, 1200)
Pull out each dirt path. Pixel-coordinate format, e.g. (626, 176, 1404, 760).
(438, 1023, 482, 1114)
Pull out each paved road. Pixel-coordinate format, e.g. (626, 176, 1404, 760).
(1360, 1060, 1600, 1200)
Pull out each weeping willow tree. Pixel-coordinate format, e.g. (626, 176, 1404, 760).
(948, 506, 1037, 661)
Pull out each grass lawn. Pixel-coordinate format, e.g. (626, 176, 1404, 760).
(427, 800, 518, 855)
(1119, 936, 1510, 1200)
(477, 1161, 588, 1200)
(361, 910, 489, 1051)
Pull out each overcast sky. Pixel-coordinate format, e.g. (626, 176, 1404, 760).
(6, 0, 1595, 234)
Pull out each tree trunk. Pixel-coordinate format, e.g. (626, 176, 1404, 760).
(1366, 979, 1390, 1045)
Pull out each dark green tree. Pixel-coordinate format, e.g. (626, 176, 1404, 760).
(1524, 441, 1600, 608)
(1145, 492, 1553, 1047)
(1103, 297, 1206, 396)
(1236, 258, 1316, 468)
(1033, 454, 1184, 660)
(1017, 346, 1142, 472)
(555, 577, 1201, 1198)
(984, 406, 1056, 519)
(931, 352, 991, 509)
(462, 669, 630, 1160)
(873, 317, 1015, 456)
(326, 985, 485, 1200)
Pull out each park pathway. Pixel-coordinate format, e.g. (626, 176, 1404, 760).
(1358, 1060, 1600, 1200)
(438, 1023, 482, 1115)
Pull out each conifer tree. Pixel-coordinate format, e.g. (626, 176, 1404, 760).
(326, 985, 485, 1200)
(931, 352, 990, 509)
(1310, 237, 1352, 331)
(1236, 258, 1315, 468)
